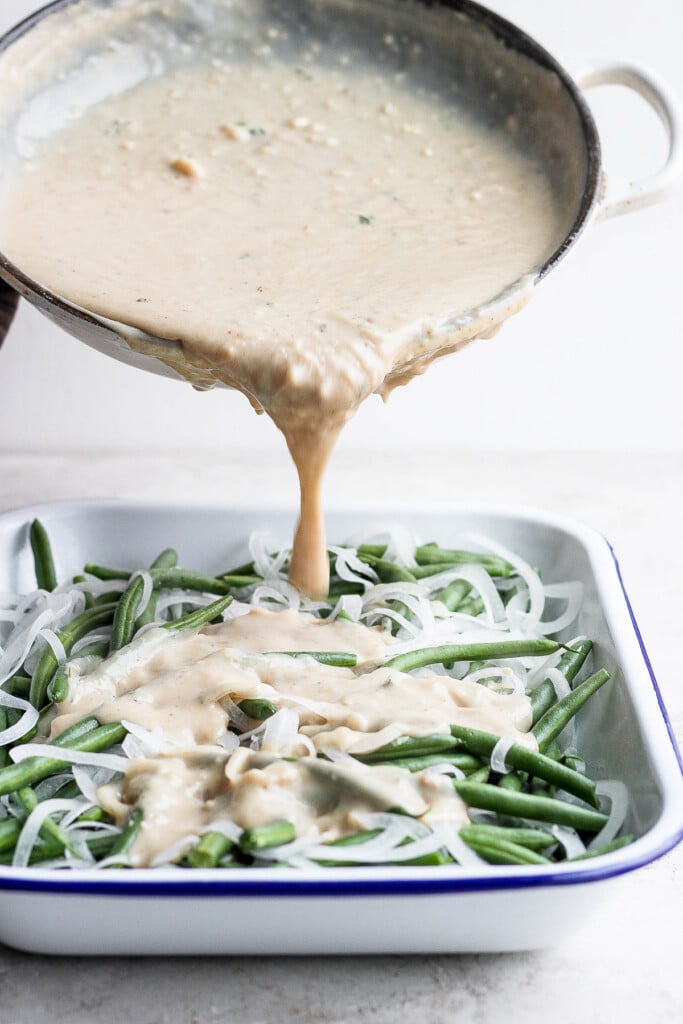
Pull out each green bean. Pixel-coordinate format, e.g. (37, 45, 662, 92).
(571, 835, 636, 860)
(456, 596, 485, 617)
(459, 824, 556, 852)
(410, 564, 470, 580)
(92, 590, 125, 606)
(0, 708, 8, 768)
(385, 638, 560, 673)
(436, 579, 472, 612)
(72, 575, 94, 609)
(238, 699, 277, 720)
(47, 669, 69, 705)
(529, 639, 593, 723)
(316, 829, 453, 867)
(533, 669, 610, 752)
(2, 674, 31, 699)
(465, 766, 491, 784)
(380, 753, 483, 774)
(77, 805, 108, 824)
(0, 816, 21, 853)
(187, 831, 234, 868)
(12, 704, 53, 747)
(85, 564, 238, 595)
(30, 603, 117, 708)
(219, 575, 264, 589)
(563, 753, 586, 774)
(543, 740, 562, 761)
(219, 558, 256, 577)
(326, 829, 383, 847)
(109, 576, 145, 653)
(327, 580, 365, 597)
(30, 519, 58, 591)
(358, 734, 462, 763)
(52, 716, 100, 747)
(0, 833, 114, 866)
(105, 808, 143, 865)
(461, 833, 551, 866)
(0, 722, 127, 796)
(401, 849, 454, 866)
(151, 548, 179, 571)
(454, 781, 608, 832)
(415, 544, 514, 576)
(272, 651, 357, 668)
(357, 553, 416, 584)
(83, 564, 132, 581)
(449, 725, 599, 807)
(239, 820, 296, 853)
(16, 786, 71, 851)
(162, 595, 233, 633)
(150, 568, 234, 595)
(356, 543, 513, 577)
(56, 834, 116, 863)
(498, 772, 524, 792)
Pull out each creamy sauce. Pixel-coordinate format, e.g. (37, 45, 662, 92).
(1, 6, 560, 864)
(0, 56, 562, 595)
(52, 609, 535, 865)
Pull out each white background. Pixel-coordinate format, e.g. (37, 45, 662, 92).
(0, 0, 681, 454)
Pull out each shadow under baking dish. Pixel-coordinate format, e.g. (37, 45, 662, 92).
(0, 500, 680, 955)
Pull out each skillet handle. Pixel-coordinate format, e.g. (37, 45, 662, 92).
(574, 61, 683, 220)
(0, 277, 19, 348)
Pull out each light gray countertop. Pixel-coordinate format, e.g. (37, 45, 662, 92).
(0, 451, 681, 1024)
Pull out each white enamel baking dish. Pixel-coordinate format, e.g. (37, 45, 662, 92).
(0, 499, 680, 956)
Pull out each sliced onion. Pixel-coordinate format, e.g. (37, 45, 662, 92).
(218, 732, 240, 753)
(222, 695, 252, 732)
(0, 605, 64, 684)
(120, 720, 165, 758)
(588, 780, 629, 851)
(302, 832, 446, 864)
(382, 526, 417, 568)
(71, 765, 118, 804)
(33, 772, 73, 801)
(71, 632, 112, 656)
(199, 818, 242, 843)
(459, 531, 545, 632)
(535, 582, 584, 636)
(467, 666, 525, 695)
(261, 707, 300, 753)
(130, 571, 153, 619)
(0, 688, 39, 746)
(541, 666, 572, 703)
(549, 825, 586, 859)
(490, 736, 515, 774)
(251, 583, 299, 611)
(250, 832, 322, 863)
(13, 798, 79, 868)
(329, 546, 377, 586)
(39, 629, 67, 666)
(432, 822, 485, 867)
(10, 743, 129, 773)
(327, 594, 363, 623)
(249, 532, 288, 580)
(150, 834, 198, 867)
